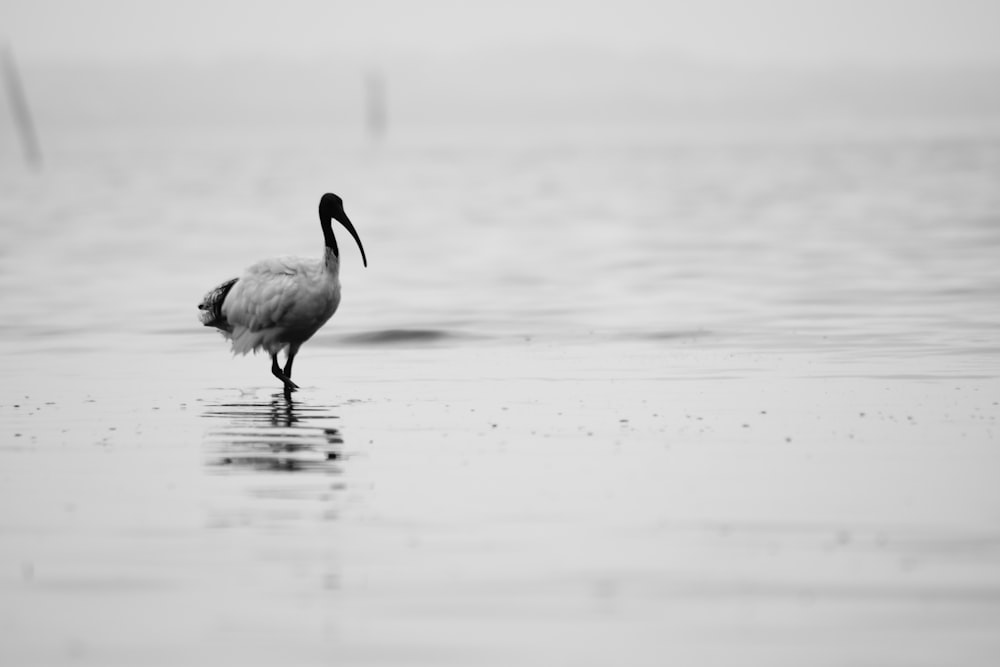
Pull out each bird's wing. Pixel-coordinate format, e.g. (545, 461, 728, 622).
(222, 258, 317, 332)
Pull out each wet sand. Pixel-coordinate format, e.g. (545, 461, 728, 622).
(2, 341, 998, 666)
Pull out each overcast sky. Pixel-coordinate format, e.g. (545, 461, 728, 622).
(4, 0, 1000, 68)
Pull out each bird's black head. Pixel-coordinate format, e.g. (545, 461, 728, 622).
(320, 193, 343, 213)
(319, 193, 368, 267)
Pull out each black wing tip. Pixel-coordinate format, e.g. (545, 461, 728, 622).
(198, 277, 238, 331)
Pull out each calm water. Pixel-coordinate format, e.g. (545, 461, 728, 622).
(2, 121, 999, 362)
(2, 120, 1000, 665)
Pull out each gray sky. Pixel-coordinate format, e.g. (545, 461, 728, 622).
(5, 0, 1000, 68)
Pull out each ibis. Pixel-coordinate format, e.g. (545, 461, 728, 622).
(198, 193, 368, 393)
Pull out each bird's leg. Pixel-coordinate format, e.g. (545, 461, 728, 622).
(283, 344, 300, 380)
(271, 353, 299, 392)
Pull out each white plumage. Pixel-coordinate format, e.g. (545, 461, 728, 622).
(198, 193, 367, 393)
(224, 255, 341, 354)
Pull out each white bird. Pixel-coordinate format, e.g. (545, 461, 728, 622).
(198, 193, 368, 393)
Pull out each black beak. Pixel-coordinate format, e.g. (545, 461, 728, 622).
(335, 210, 368, 268)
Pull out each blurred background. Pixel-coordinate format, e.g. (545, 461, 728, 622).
(6, 0, 1000, 133)
(2, 0, 999, 360)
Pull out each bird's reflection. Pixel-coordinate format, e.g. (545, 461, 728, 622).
(202, 390, 346, 473)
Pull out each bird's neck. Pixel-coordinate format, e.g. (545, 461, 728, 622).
(321, 218, 341, 275)
(323, 245, 341, 276)
(321, 218, 339, 256)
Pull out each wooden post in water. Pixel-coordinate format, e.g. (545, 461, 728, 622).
(2, 42, 42, 167)
(365, 68, 387, 141)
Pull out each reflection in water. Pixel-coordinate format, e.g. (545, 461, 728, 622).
(202, 391, 346, 473)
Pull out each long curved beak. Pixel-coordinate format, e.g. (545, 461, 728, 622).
(335, 211, 368, 267)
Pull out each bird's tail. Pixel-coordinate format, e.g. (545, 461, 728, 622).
(197, 277, 238, 331)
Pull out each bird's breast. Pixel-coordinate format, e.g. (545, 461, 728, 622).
(286, 274, 341, 330)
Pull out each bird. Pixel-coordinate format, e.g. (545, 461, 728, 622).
(198, 192, 368, 393)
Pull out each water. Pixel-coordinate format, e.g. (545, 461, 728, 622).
(3, 122, 1000, 360)
(2, 120, 999, 665)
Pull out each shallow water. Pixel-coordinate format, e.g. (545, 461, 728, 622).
(2, 121, 999, 665)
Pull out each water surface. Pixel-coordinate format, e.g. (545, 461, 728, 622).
(1, 121, 999, 665)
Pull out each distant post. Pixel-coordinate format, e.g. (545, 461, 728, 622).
(365, 68, 387, 141)
(1, 42, 42, 167)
